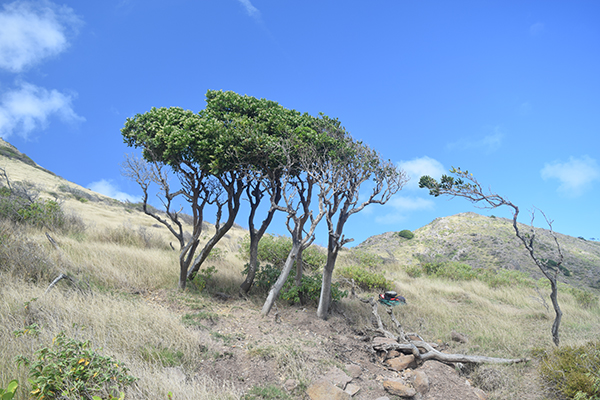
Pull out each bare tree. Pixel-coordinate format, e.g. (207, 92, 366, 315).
(122, 154, 217, 289)
(419, 167, 564, 346)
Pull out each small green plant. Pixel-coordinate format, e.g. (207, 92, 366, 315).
(193, 265, 217, 292)
(0, 380, 18, 400)
(338, 265, 390, 290)
(397, 229, 415, 239)
(243, 384, 292, 399)
(247, 263, 347, 305)
(141, 345, 185, 367)
(16, 331, 137, 400)
(239, 235, 325, 271)
(537, 341, 600, 399)
(569, 288, 599, 309)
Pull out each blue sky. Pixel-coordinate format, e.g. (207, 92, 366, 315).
(1, 0, 599, 246)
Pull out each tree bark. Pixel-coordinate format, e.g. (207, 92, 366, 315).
(261, 240, 301, 316)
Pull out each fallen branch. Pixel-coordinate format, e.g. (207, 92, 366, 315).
(363, 296, 530, 365)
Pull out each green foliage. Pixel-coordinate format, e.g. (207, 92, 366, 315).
(348, 249, 383, 269)
(406, 261, 534, 288)
(338, 265, 391, 290)
(397, 229, 415, 240)
(240, 235, 325, 271)
(537, 341, 600, 399)
(243, 384, 292, 399)
(140, 345, 184, 367)
(192, 266, 217, 292)
(0, 380, 18, 400)
(16, 331, 137, 400)
(569, 288, 599, 309)
(248, 263, 347, 305)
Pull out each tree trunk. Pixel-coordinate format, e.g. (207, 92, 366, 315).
(240, 230, 260, 293)
(262, 240, 301, 316)
(317, 249, 339, 319)
(550, 278, 562, 346)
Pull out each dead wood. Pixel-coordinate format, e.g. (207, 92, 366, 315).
(362, 296, 529, 366)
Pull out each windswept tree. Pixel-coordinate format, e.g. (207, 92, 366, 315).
(121, 103, 245, 289)
(419, 167, 564, 346)
(307, 116, 408, 319)
(201, 90, 314, 294)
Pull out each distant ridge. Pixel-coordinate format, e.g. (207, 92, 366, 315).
(357, 212, 600, 292)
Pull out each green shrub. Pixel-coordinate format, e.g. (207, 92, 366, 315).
(192, 265, 217, 292)
(348, 249, 383, 269)
(0, 379, 18, 400)
(408, 261, 534, 288)
(337, 265, 391, 291)
(397, 230, 415, 240)
(15, 331, 137, 400)
(239, 235, 325, 271)
(247, 263, 347, 306)
(538, 341, 600, 399)
(569, 288, 599, 309)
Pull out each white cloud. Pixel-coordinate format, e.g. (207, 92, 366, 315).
(237, 0, 261, 19)
(541, 155, 600, 197)
(0, 0, 82, 73)
(88, 179, 140, 203)
(0, 81, 84, 139)
(397, 156, 445, 190)
(374, 195, 435, 225)
(447, 126, 504, 153)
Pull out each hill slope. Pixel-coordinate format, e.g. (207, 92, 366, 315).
(357, 212, 600, 292)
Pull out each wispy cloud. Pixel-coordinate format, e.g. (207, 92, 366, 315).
(237, 0, 261, 20)
(375, 195, 435, 225)
(0, 81, 84, 139)
(530, 22, 545, 36)
(541, 155, 600, 197)
(446, 126, 504, 153)
(0, 0, 82, 73)
(398, 156, 446, 190)
(88, 179, 139, 203)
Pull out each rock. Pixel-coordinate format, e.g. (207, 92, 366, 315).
(345, 364, 362, 379)
(323, 366, 352, 389)
(383, 379, 417, 398)
(306, 380, 351, 400)
(344, 383, 361, 396)
(451, 330, 469, 344)
(374, 397, 391, 400)
(404, 369, 429, 394)
(387, 350, 401, 359)
(385, 354, 416, 371)
(473, 387, 488, 400)
(373, 336, 400, 348)
(284, 379, 298, 392)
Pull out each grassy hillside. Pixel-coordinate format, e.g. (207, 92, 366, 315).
(357, 212, 600, 292)
(1, 139, 599, 400)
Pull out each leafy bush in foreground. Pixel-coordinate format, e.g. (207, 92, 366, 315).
(536, 341, 600, 399)
(15, 329, 136, 400)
